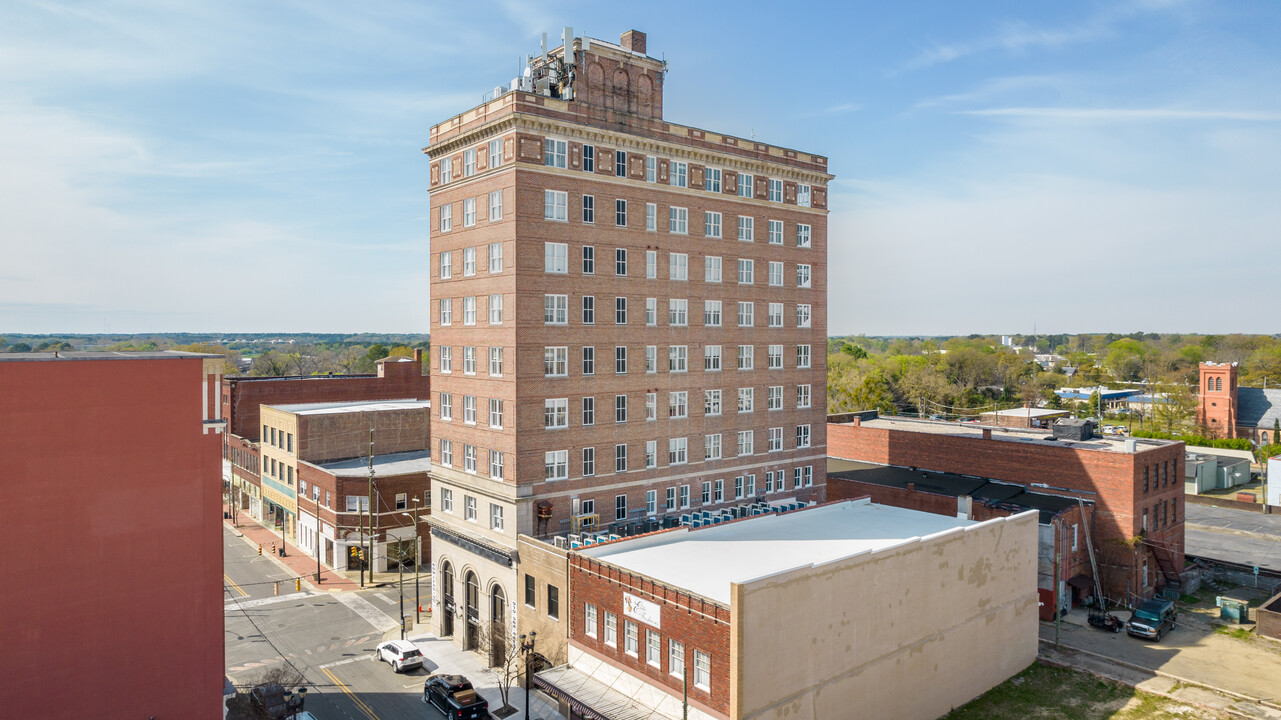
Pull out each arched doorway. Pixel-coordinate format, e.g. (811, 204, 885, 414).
(464, 571, 481, 651)
(490, 585, 507, 667)
(439, 561, 455, 638)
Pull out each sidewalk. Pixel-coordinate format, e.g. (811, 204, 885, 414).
(406, 632, 565, 720)
(223, 505, 360, 592)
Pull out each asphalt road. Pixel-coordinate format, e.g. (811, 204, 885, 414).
(224, 525, 438, 720)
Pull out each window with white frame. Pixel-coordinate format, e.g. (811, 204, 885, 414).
(797, 344, 811, 368)
(544, 294, 567, 324)
(439, 157, 452, 185)
(669, 345, 688, 373)
(490, 503, 504, 530)
(791, 423, 812, 449)
(745, 474, 756, 496)
(704, 301, 722, 327)
(615, 150, 627, 177)
(582, 397, 595, 426)
(645, 298, 657, 326)
(704, 345, 722, 372)
(737, 173, 753, 198)
(669, 299, 688, 326)
(488, 138, 502, 169)
(582, 447, 595, 476)
(544, 190, 567, 221)
(615, 444, 628, 472)
(439, 392, 453, 421)
(544, 139, 567, 168)
(768, 302, 783, 328)
(645, 441, 657, 469)
(798, 183, 811, 207)
(585, 604, 598, 637)
(544, 398, 568, 429)
(544, 242, 568, 273)
(737, 430, 754, 455)
(645, 156, 657, 183)
(714, 479, 724, 502)
(439, 487, 452, 512)
(490, 450, 506, 479)
(671, 161, 687, 187)
(615, 199, 627, 227)
(737, 301, 754, 327)
(624, 620, 639, 656)
(582, 194, 595, 223)
(489, 398, 504, 428)
(463, 395, 476, 424)
(797, 223, 811, 248)
(544, 451, 568, 481)
(701, 481, 712, 504)
(615, 346, 627, 374)
(463, 445, 477, 474)
(440, 203, 452, 231)
(669, 206, 688, 234)
(345, 495, 370, 512)
(489, 346, 504, 376)
(439, 298, 452, 326)
(768, 261, 783, 287)
(582, 245, 595, 274)
(669, 437, 688, 465)
(582, 295, 595, 325)
(737, 258, 754, 284)
(738, 387, 754, 414)
(605, 611, 617, 646)
(706, 167, 722, 193)
(705, 256, 722, 283)
(615, 248, 628, 276)
(669, 391, 688, 419)
(544, 346, 568, 377)
(615, 297, 627, 325)
(439, 346, 452, 373)
(440, 250, 452, 279)
(705, 211, 722, 238)
(645, 202, 657, 231)
(768, 178, 783, 202)
(616, 494, 627, 521)
(797, 304, 812, 328)
(463, 296, 476, 325)
(463, 148, 476, 176)
(582, 144, 594, 172)
(768, 385, 783, 410)
(737, 345, 754, 370)
(665, 486, 676, 510)
(797, 384, 812, 408)
(645, 250, 657, 279)
(646, 628, 662, 667)
(440, 438, 453, 466)
(459, 346, 475, 375)
(768, 219, 784, 245)
(734, 475, 744, 500)
(582, 345, 595, 375)
(797, 264, 812, 288)
(704, 389, 722, 416)
(705, 433, 722, 460)
(768, 426, 783, 452)
(645, 392, 657, 421)
(615, 394, 628, 423)
(489, 191, 503, 222)
(737, 215, 754, 242)
(646, 489, 657, 514)
(669, 253, 688, 281)
(486, 295, 502, 325)
(463, 198, 476, 227)
(645, 346, 657, 374)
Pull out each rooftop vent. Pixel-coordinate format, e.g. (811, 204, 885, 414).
(1053, 418, 1094, 442)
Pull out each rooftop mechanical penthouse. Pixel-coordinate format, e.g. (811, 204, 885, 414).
(423, 28, 832, 657)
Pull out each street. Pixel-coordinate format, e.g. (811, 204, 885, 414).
(223, 524, 438, 720)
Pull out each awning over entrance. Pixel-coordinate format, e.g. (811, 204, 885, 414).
(533, 665, 682, 720)
(1067, 574, 1095, 591)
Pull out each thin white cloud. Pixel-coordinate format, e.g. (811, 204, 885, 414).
(961, 107, 1281, 122)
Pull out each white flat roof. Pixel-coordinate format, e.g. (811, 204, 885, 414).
(268, 398, 430, 415)
(314, 450, 432, 476)
(581, 500, 977, 604)
(985, 408, 1068, 417)
(854, 416, 1177, 454)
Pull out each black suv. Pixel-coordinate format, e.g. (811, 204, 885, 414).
(424, 673, 489, 719)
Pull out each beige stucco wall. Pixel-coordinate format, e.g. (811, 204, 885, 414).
(516, 535, 571, 668)
(730, 510, 1039, 720)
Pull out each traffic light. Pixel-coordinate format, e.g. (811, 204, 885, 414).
(258, 545, 263, 556)
(349, 546, 359, 559)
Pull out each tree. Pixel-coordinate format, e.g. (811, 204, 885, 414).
(1087, 390, 1102, 419)
(1151, 381, 1196, 434)
(1104, 339, 1148, 381)
(840, 343, 868, 360)
(480, 622, 521, 716)
(7, 342, 31, 353)
(249, 350, 290, 377)
(898, 361, 952, 418)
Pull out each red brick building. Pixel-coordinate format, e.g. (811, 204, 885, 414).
(425, 28, 830, 655)
(0, 352, 226, 719)
(828, 412, 1186, 602)
(1196, 361, 1281, 443)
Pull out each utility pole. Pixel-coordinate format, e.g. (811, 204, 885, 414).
(314, 488, 322, 585)
(1054, 551, 1061, 650)
(367, 427, 376, 587)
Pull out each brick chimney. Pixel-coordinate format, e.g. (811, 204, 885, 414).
(620, 30, 646, 54)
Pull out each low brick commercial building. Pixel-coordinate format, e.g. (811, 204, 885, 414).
(530, 500, 1039, 720)
(828, 411, 1186, 602)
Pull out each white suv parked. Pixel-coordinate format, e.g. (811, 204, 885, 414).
(375, 640, 424, 673)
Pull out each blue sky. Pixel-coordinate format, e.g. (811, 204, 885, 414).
(1, 0, 1278, 335)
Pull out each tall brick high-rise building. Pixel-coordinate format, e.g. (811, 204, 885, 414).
(423, 29, 831, 654)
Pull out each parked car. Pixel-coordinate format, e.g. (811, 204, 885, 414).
(1126, 598, 1177, 641)
(424, 673, 489, 719)
(375, 639, 424, 673)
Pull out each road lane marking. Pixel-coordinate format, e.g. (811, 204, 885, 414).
(321, 666, 381, 720)
(224, 574, 249, 598)
(225, 591, 316, 611)
(336, 591, 400, 632)
(318, 655, 373, 670)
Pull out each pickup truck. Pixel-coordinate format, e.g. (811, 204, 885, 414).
(424, 673, 489, 719)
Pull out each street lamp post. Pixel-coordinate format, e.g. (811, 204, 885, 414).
(401, 499, 422, 626)
(519, 631, 538, 720)
(398, 510, 405, 640)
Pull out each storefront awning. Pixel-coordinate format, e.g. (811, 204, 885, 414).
(533, 665, 683, 720)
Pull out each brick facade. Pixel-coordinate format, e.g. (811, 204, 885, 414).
(569, 553, 731, 717)
(1196, 361, 1238, 437)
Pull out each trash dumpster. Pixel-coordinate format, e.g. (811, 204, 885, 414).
(1218, 597, 1248, 622)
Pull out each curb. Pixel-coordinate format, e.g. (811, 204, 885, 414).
(1037, 637, 1281, 712)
